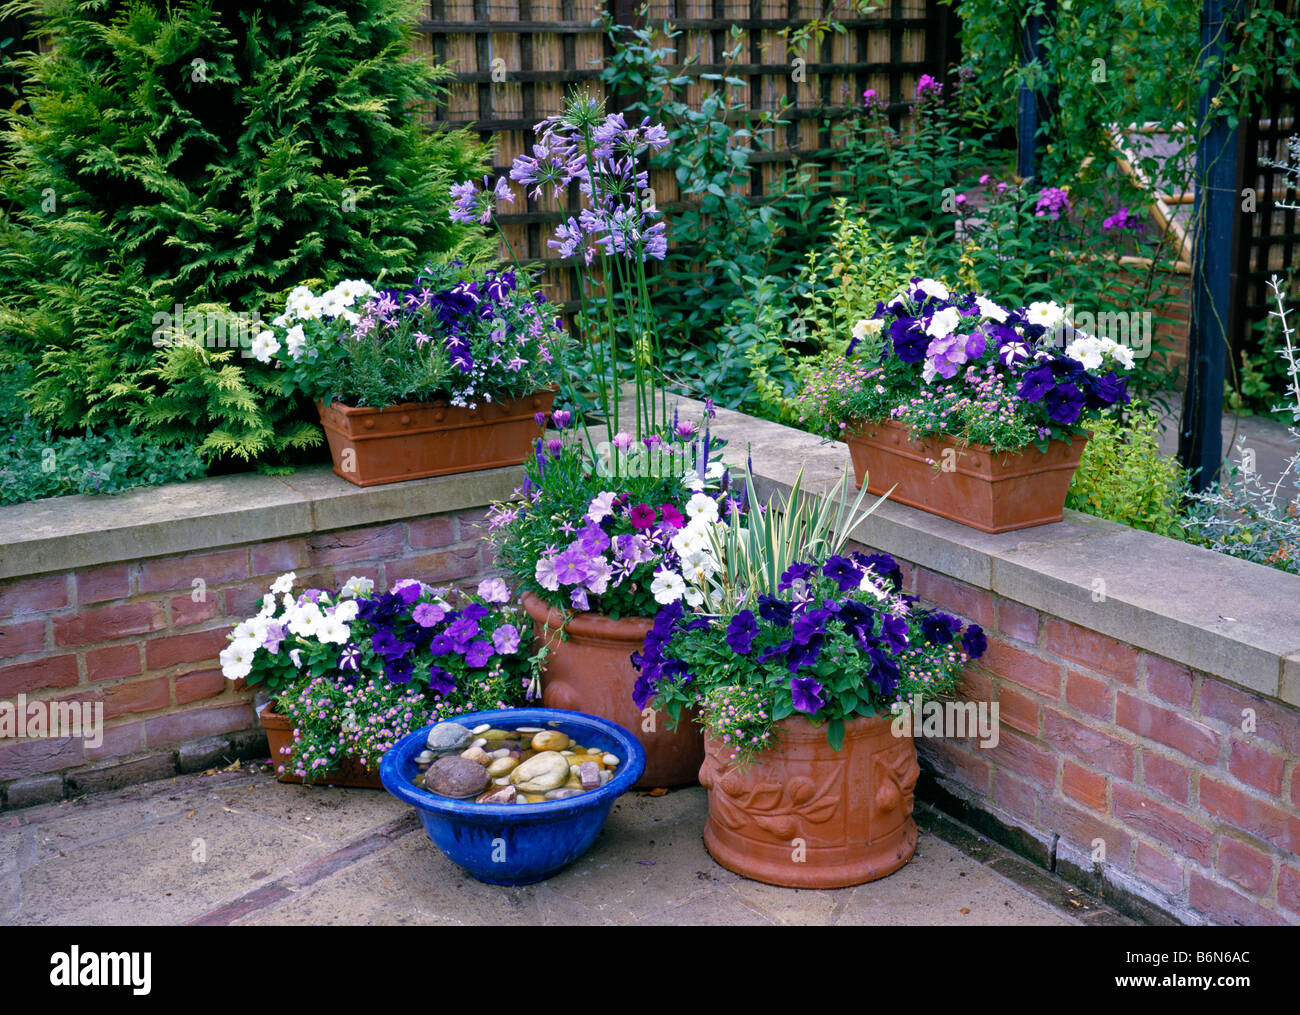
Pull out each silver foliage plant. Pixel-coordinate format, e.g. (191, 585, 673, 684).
(1185, 274, 1300, 573)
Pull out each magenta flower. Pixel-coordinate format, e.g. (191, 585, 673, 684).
(552, 410, 572, 428)
(629, 504, 656, 530)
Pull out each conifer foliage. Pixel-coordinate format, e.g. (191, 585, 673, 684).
(0, 0, 490, 465)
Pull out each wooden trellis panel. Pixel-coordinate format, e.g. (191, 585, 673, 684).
(414, 1, 954, 308)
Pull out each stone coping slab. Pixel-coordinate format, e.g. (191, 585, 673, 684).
(0, 465, 520, 582)
(663, 394, 1300, 708)
(2, 396, 1297, 706)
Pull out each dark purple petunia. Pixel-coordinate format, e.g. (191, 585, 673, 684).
(881, 614, 910, 653)
(921, 611, 963, 645)
(821, 555, 861, 593)
(866, 648, 899, 695)
(384, 656, 415, 684)
(1044, 381, 1086, 425)
(428, 665, 456, 696)
(756, 640, 791, 664)
(371, 628, 414, 661)
(838, 600, 877, 642)
(852, 551, 902, 590)
(889, 317, 930, 363)
(446, 616, 480, 652)
(429, 633, 454, 657)
(778, 562, 816, 590)
(757, 594, 794, 626)
(462, 603, 489, 622)
(725, 610, 759, 654)
(790, 676, 827, 713)
(961, 623, 988, 659)
(632, 673, 655, 710)
(1087, 371, 1128, 407)
(1017, 363, 1056, 403)
(792, 607, 830, 647)
(786, 639, 824, 673)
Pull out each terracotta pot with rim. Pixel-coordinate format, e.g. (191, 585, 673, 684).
(316, 388, 555, 487)
(698, 712, 919, 888)
(258, 702, 384, 789)
(845, 418, 1087, 533)
(521, 591, 704, 789)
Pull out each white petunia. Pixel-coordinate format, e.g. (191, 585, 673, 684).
(339, 575, 374, 598)
(917, 278, 950, 301)
(651, 568, 686, 604)
(270, 572, 297, 595)
(670, 526, 709, 560)
(250, 330, 280, 364)
(284, 324, 307, 360)
(257, 594, 277, 618)
(926, 307, 962, 338)
(852, 318, 884, 340)
(975, 296, 1007, 322)
(317, 615, 350, 645)
(219, 637, 259, 680)
(286, 604, 324, 639)
(685, 492, 720, 524)
(1026, 301, 1065, 328)
(333, 599, 360, 623)
(1064, 336, 1105, 371)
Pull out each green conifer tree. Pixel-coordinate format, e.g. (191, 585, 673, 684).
(0, 0, 491, 465)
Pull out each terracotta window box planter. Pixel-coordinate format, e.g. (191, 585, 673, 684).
(258, 703, 384, 789)
(699, 712, 919, 888)
(845, 418, 1088, 533)
(521, 591, 704, 790)
(316, 389, 556, 487)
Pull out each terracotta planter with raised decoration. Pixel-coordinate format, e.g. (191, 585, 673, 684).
(846, 418, 1087, 533)
(316, 389, 555, 487)
(521, 592, 703, 790)
(698, 712, 919, 888)
(259, 703, 383, 789)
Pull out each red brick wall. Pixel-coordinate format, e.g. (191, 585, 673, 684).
(0, 508, 492, 803)
(904, 562, 1299, 927)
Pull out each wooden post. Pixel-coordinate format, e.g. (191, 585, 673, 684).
(1178, 0, 1242, 491)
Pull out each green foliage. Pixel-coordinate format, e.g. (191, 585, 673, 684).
(0, 358, 206, 503)
(0, 0, 491, 465)
(1065, 409, 1192, 538)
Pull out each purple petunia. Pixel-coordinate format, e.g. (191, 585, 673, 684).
(790, 676, 827, 713)
(428, 665, 456, 696)
(725, 610, 759, 654)
(821, 556, 861, 593)
(492, 624, 521, 655)
(961, 624, 987, 659)
(465, 639, 494, 668)
(412, 602, 447, 627)
(446, 616, 480, 652)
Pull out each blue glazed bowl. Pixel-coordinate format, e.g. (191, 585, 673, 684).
(380, 707, 646, 886)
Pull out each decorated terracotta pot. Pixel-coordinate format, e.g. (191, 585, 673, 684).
(699, 712, 919, 888)
(521, 592, 704, 789)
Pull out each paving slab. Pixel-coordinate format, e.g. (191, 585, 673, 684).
(1, 766, 1127, 926)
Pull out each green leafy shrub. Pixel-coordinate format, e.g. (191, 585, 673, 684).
(0, 0, 491, 466)
(1065, 409, 1191, 538)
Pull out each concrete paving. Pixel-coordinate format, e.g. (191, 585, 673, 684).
(1, 763, 1131, 926)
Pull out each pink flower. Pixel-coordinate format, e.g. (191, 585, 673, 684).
(629, 504, 656, 530)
